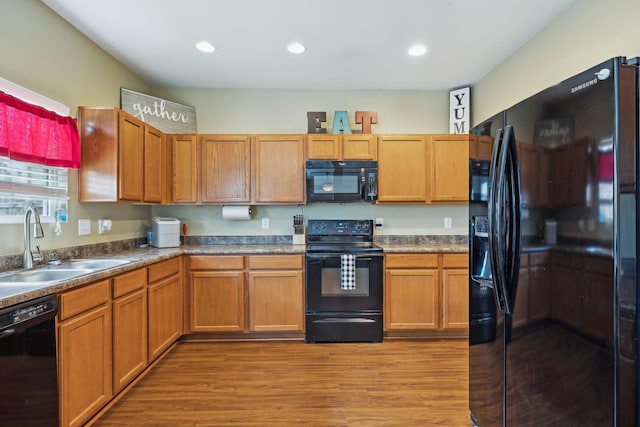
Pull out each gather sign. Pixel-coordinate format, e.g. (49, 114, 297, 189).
(120, 88, 197, 134)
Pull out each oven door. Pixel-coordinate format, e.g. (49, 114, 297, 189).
(305, 252, 383, 313)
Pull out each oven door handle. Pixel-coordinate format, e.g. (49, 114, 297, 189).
(306, 254, 380, 260)
(313, 318, 377, 324)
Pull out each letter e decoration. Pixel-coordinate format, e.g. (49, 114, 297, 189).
(307, 112, 327, 134)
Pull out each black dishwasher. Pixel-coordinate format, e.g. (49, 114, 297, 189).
(0, 295, 59, 426)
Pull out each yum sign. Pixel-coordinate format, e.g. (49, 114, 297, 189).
(307, 111, 378, 134)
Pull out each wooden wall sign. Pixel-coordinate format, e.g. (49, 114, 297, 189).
(120, 88, 197, 134)
(449, 87, 470, 134)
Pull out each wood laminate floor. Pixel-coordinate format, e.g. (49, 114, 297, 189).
(93, 339, 471, 427)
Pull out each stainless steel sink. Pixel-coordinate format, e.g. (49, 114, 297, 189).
(0, 257, 141, 300)
(0, 268, 93, 284)
(51, 258, 139, 271)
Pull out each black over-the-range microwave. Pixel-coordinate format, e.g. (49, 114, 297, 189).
(305, 160, 378, 203)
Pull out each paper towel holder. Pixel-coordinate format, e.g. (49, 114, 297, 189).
(221, 205, 253, 220)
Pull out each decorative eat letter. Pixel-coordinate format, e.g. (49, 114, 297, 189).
(306, 111, 327, 134)
(355, 111, 378, 134)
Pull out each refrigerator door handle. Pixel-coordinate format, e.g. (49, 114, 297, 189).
(494, 127, 513, 315)
(487, 128, 506, 312)
(502, 125, 521, 315)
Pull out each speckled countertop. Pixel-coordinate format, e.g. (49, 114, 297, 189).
(0, 236, 470, 309)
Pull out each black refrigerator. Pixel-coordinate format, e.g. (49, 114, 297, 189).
(469, 57, 638, 426)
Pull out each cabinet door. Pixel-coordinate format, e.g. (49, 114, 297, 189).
(442, 268, 469, 329)
(384, 268, 438, 330)
(342, 134, 377, 160)
(307, 135, 340, 160)
(118, 112, 145, 201)
(248, 270, 304, 331)
(377, 135, 427, 202)
(253, 135, 305, 203)
(77, 107, 118, 201)
(143, 126, 164, 203)
(112, 288, 147, 393)
(59, 305, 112, 427)
(172, 134, 198, 203)
(199, 135, 251, 203)
(148, 275, 182, 361)
(428, 134, 468, 202)
(190, 271, 245, 332)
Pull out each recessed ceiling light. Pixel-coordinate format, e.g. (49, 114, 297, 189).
(287, 42, 306, 54)
(195, 41, 215, 53)
(408, 44, 427, 57)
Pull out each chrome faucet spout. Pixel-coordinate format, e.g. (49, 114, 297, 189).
(23, 206, 44, 269)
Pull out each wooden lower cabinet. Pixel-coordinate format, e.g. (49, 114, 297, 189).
(190, 270, 246, 332)
(248, 270, 304, 331)
(58, 257, 183, 427)
(441, 254, 469, 329)
(58, 280, 112, 427)
(112, 288, 147, 393)
(385, 267, 439, 329)
(188, 254, 305, 334)
(148, 274, 182, 361)
(385, 253, 469, 333)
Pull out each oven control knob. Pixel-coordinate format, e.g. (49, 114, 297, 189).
(362, 222, 370, 231)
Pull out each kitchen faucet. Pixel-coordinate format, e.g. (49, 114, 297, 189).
(23, 206, 44, 269)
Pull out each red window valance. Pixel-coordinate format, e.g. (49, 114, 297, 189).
(0, 90, 80, 169)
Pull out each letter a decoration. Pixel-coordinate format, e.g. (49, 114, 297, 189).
(331, 111, 352, 134)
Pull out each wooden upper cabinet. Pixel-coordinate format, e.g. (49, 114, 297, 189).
(199, 135, 251, 203)
(78, 107, 118, 201)
(78, 107, 167, 203)
(118, 113, 145, 201)
(172, 134, 198, 203)
(307, 134, 377, 160)
(377, 135, 427, 202)
(342, 134, 377, 160)
(252, 135, 305, 204)
(143, 126, 165, 203)
(428, 134, 468, 203)
(307, 135, 341, 159)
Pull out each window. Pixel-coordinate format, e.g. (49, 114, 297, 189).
(0, 156, 68, 223)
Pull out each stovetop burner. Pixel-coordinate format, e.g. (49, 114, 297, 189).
(306, 219, 381, 254)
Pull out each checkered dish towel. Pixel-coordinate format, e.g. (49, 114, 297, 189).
(340, 254, 356, 290)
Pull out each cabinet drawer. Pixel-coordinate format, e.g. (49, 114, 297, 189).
(385, 253, 438, 268)
(247, 255, 304, 270)
(59, 279, 111, 321)
(113, 268, 147, 298)
(442, 253, 468, 269)
(190, 255, 244, 270)
(149, 257, 181, 283)
(529, 251, 551, 266)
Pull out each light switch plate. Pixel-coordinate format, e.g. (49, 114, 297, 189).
(78, 219, 91, 236)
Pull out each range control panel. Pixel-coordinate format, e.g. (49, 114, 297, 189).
(307, 219, 373, 237)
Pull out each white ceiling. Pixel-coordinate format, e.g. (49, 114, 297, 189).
(42, 0, 575, 91)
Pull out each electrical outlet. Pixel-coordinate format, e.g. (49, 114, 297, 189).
(444, 217, 452, 229)
(78, 219, 91, 236)
(261, 218, 269, 229)
(375, 217, 384, 228)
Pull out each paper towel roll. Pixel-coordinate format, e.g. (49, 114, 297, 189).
(222, 205, 252, 220)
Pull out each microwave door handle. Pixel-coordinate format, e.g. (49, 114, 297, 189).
(360, 168, 366, 198)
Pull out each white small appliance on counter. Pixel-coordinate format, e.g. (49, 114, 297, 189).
(151, 217, 181, 248)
